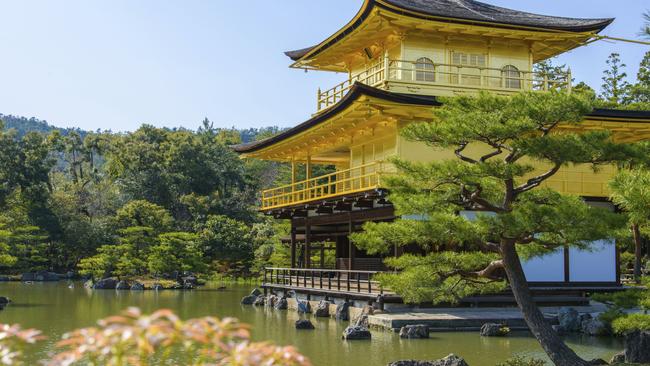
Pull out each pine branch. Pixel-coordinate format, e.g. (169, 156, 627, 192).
(514, 162, 562, 194)
(454, 142, 478, 164)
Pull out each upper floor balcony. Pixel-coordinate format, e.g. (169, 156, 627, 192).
(261, 162, 385, 211)
(316, 56, 572, 112)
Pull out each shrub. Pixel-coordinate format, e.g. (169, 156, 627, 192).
(496, 356, 546, 366)
(612, 313, 650, 335)
(591, 289, 645, 309)
(599, 307, 627, 326)
(0, 308, 310, 366)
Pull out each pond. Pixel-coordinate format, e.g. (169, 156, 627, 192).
(0, 282, 623, 366)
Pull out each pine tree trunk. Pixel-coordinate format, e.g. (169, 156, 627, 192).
(632, 224, 642, 284)
(500, 241, 590, 366)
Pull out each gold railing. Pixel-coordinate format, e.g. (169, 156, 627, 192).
(317, 57, 572, 111)
(261, 161, 384, 210)
(317, 58, 386, 111)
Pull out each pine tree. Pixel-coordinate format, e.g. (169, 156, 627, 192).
(533, 59, 569, 91)
(627, 51, 650, 104)
(600, 53, 630, 105)
(351, 91, 641, 366)
(609, 168, 650, 283)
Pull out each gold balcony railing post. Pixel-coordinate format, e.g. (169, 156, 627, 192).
(567, 68, 572, 94)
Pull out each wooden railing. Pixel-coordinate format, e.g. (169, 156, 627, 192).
(263, 267, 385, 295)
(317, 56, 572, 111)
(261, 161, 384, 210)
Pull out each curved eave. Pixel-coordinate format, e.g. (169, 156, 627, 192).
(588, 108, 650, 122)
(285, 0, 614, 65)
(232, 83, 440, 154)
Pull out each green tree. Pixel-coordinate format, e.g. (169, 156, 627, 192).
(115, 200, 173, 234)
(351, 91, 635, 366)
(627, 51, 650, 104)
(105, 125, 253, 222)
(198, 215, 253, 273)
(533, 59, 569, 91)
(147, 232, 205, 275)
(251, 219, 291, 273)
(609, 168, 650, 283)
(600, 53, 630, 105)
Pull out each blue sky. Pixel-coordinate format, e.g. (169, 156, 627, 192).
(0, 0, 648, 132)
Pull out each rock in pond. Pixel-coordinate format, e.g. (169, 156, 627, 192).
(558, 307, 581, 332)
(253, 295, 266, 306)
(152, 283, 164, 291)
(130, 282, 145, 291)
(610, 352, 625, 364)
(274, 297, 288, 310)
(93, 278, 118, 290)
(83, 279, 94, 289)
(342, 325, 371, 340)
(116, 281, 130, 290)
(335, 302, 349, 321)
(388, 354, 469, 366)
(250, 288, 262, 297)
(314, 300, 330, 317)
(0, 297, 11, 305)
(295, 319, 315, 330)
(241, 295, 257, 305)
(266, 295, 279, 308)
(399, 324, 429, 339)
(479, 323, 510, 337)
(624, 330, 650, 363)
(581, 318, 609, 336)
(297, 300, 311, 314)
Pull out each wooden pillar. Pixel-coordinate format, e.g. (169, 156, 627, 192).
(306, 154, 312, 180)
(290, 223, 297, 268)
(348, 213, 354, 271)
(306, 154, 312, 201)
(305, 219, 311, 268)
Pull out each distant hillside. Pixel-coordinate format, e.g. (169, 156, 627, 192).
(1, 113, 285, 143)
(0, 114, 87, 137)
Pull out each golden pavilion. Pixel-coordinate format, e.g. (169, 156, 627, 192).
(234, 0, 650, 304)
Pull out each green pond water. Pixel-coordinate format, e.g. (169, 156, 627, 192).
(0, 282, 623, 366)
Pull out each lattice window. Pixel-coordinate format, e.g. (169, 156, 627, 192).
(502, 65, 522, 89)
(415, 57, 435, 82)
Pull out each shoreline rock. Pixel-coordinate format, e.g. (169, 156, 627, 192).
(624, 330, 650, 363)
(558, 307, 581, 332)
(92, 278, 118, 290)
(388, 354, 469, 366)
(342, 325, 371, 340)
(315, 300, 330, 317)
(479, 323, 510, 337)
(335, 302, 350, 321)
(21, 271, 59, 282)
(297, 300, 311, 314)
(399, 325, 429, 339)
(274, 297, 288, 310)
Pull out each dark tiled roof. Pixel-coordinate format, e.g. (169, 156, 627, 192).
(232, 83, 440, 153)
(285, 0, 613, 61)
(589, 108, 650, 121)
